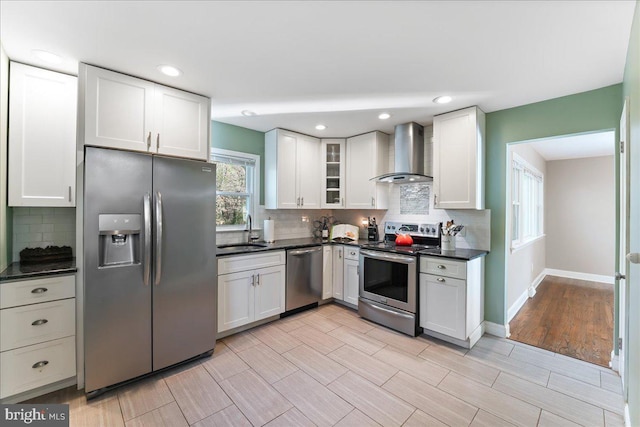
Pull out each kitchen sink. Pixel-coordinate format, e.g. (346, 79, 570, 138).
(217, 242, 268, 249)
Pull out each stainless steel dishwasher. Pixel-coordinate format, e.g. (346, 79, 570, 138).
(286, 246, 323, 311)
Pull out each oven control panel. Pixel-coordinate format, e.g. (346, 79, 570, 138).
(384, 222, 440, 238)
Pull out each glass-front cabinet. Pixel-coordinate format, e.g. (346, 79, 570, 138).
(321, 139, 346, 209)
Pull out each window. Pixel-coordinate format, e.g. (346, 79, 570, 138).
(211, 148, 259, 229)
(511, 153, 544, 248)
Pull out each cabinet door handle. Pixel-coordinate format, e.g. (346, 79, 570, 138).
(251, 274, 255, 287)
(339, 250, 342, 259)
(437, 265, 446, 269)
(68, 186, 72, 202)
(156, 133, 160, 151)
(31, 287, 48, 294)
(256, 273, 260, 285)
(371, 197, 375, 207)
(147, 131, 152, 150)
(31, 319, 49, 326)
(301, 197, 304, 206)
(434, 194, 438, 205)
(32, 360, 49, 369)
(437, 277, 446, 282)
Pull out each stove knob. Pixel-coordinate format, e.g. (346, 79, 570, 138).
(431, 227, 436, 233)
(419, 227, 424, 232)
(391, 226, 396, 230)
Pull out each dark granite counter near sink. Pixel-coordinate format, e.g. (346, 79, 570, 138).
(216, 237, 368, 257)
(216, 238, 487, 261)
(0, 259, 77, 282)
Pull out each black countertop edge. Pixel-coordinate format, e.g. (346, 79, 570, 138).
(216, 238, 488, 261)
(0, 259, 77, 283)
(216, 238, 368, 257)
(418, 248, 489, 261)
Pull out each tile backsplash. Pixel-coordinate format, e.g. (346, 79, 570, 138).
(216, 183, 490, 250)
(12, 207, 76, 261)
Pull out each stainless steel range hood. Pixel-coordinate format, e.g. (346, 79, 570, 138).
(372, 122, 432, 183)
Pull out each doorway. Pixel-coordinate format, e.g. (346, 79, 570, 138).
(505, 131, 616, 367)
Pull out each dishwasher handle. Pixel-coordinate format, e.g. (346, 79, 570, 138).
(288, 246, 322, 256)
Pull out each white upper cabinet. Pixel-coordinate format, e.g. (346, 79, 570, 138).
(81, 64, 210, 161)
(8, 62, 77, 207)
(345, 131, 389, 209)
(432, 106, 485, 210)
(265, 129, 321, 209)
(153, 85, 210, 160)
(321, 139, 346, 209)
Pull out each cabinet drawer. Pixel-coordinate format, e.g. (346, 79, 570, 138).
(0, 336, 76, 399)
(420, 257, 466, 280)
(0, 275, 75, 309)
(344, 246, 360, 261)
(1, 298, 75, 352)
(218, 250, 285, 275)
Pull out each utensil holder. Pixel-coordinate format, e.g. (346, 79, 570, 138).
(441, 235, 456, 251)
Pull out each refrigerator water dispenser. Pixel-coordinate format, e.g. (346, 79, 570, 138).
(98, 214, 141, 267)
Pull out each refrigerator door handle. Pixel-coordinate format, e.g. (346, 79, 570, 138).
(143, 193, 152, 286)
(154, 191, 163, 285)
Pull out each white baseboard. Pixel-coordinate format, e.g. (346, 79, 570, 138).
(483, 321, 510, 338)
(545, 268, 614, 285)
(508, 290, 529, 322)
(507, 270, 547, 322)
(624, 404, 630, 427)
(610, 350, 619, 372)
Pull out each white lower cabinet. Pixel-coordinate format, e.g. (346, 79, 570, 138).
(343, 248, 360, 306)
(332, 246, 344, 300)
(419, 256, 484, 348)
(0, 275, 76, 400)
(331, 245, 359, 307)
(420, 274, 466, 340)
(217, 251, 286, 333)
(322, 246, 333, 300)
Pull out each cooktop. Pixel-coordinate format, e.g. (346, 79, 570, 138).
(361, 221, 442, 255)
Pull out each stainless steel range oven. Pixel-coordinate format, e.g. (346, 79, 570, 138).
(358, 221, 440, 336)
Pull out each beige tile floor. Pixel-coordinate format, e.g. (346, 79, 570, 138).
(27, 303, 625, 427)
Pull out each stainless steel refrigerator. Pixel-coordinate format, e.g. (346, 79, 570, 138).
(83, 147, 217, 396)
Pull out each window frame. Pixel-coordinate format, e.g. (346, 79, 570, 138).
(511, 153, 544, 251)
(211, 147, 260, 231)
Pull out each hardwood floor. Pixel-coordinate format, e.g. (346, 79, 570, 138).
(509, 275, 614, 367)
(25, 302, 624, 426)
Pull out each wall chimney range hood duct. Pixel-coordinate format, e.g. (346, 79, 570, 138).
(372, 122, 432, 183)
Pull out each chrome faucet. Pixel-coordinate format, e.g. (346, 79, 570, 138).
(246, 214, 258, 242)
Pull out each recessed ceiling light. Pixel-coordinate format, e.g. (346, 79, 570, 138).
(157, 65, 182, 77)
(378, 113, 391, 120)
(32, 49, 62, 64)
(315, 124, 327, 130)
(433, 96, 452, 104)
(241, 110, 257, 117)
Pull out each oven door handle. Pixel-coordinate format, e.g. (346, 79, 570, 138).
(360, 249, 416, 264)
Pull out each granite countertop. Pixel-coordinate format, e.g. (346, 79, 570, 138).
(216, 237, 487, 261)
(0, 258, 77, 282)
(418, 248, 489, 261)
(216, 237, 369, 257)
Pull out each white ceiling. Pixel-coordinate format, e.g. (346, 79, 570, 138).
(529, 131, 616, 161)
(0, 1, 635, 138)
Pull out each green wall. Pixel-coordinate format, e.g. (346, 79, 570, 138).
(484, 84, 623, 325)
(622, 1, 639, 422)
(211, 121, 266, 205)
